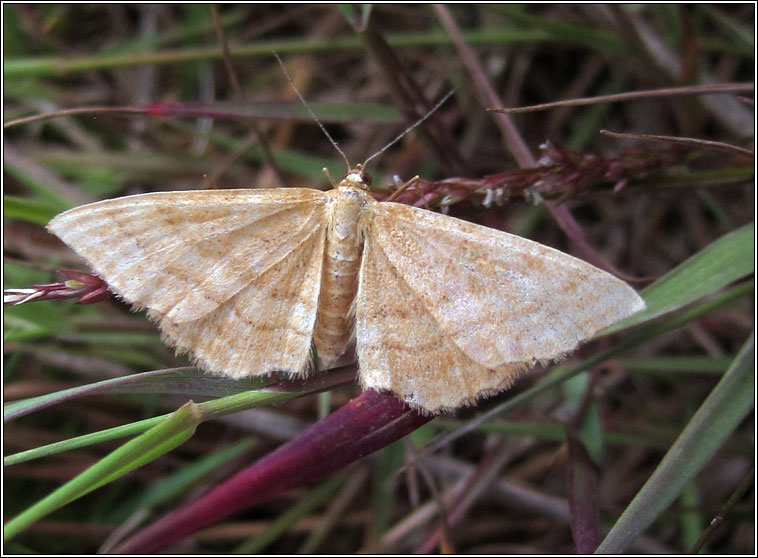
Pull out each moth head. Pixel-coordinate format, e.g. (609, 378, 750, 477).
(340, 164, 372, 190)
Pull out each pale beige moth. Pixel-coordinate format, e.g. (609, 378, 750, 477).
(48, 164, 645, 413)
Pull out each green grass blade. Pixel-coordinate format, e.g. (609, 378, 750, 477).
(4, 415, 170, 466)
(595, 332, 754, 553)
(622, 355, 735, 375)
(4, 402, 203, 540)
(605, 222, 754, 333)
(110, 438, 255, 523)
(3, 30, 550, 78)
(4, 387, 302, 466)
(3, 195, 62, 225)
(697, 5, 754, 54)
(494, 5, 632, 56)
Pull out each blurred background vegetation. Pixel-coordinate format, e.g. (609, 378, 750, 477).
(3, 4, 754, 554)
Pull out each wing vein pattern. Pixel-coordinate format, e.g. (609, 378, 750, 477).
(355, 201, 644, 410)
(49, 188, 329, 377)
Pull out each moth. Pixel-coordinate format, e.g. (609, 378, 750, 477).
(48, 162, 645, 413)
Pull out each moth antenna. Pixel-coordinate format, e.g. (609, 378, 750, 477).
(361, 90, 455, 170)
(273, 52, 352, 171)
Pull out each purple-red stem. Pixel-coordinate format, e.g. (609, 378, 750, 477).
(112, 389, 433, 553)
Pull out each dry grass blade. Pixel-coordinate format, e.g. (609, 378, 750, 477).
(600, 130, 754, 157)
(488, 82, 755, 114)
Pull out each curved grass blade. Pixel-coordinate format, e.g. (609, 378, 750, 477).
(4, 367, 204, 422)
(4, 367, 356, 466)
(4, 29, 551, 78)
(111, 438, 255, 522)
(595, 332, 754, 553)
(4, 367, 274, 422)
(4, 401, 203, 541)
(604, 222, 754, 333)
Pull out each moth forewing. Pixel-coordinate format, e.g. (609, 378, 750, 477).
(352, 199, 645, 411)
